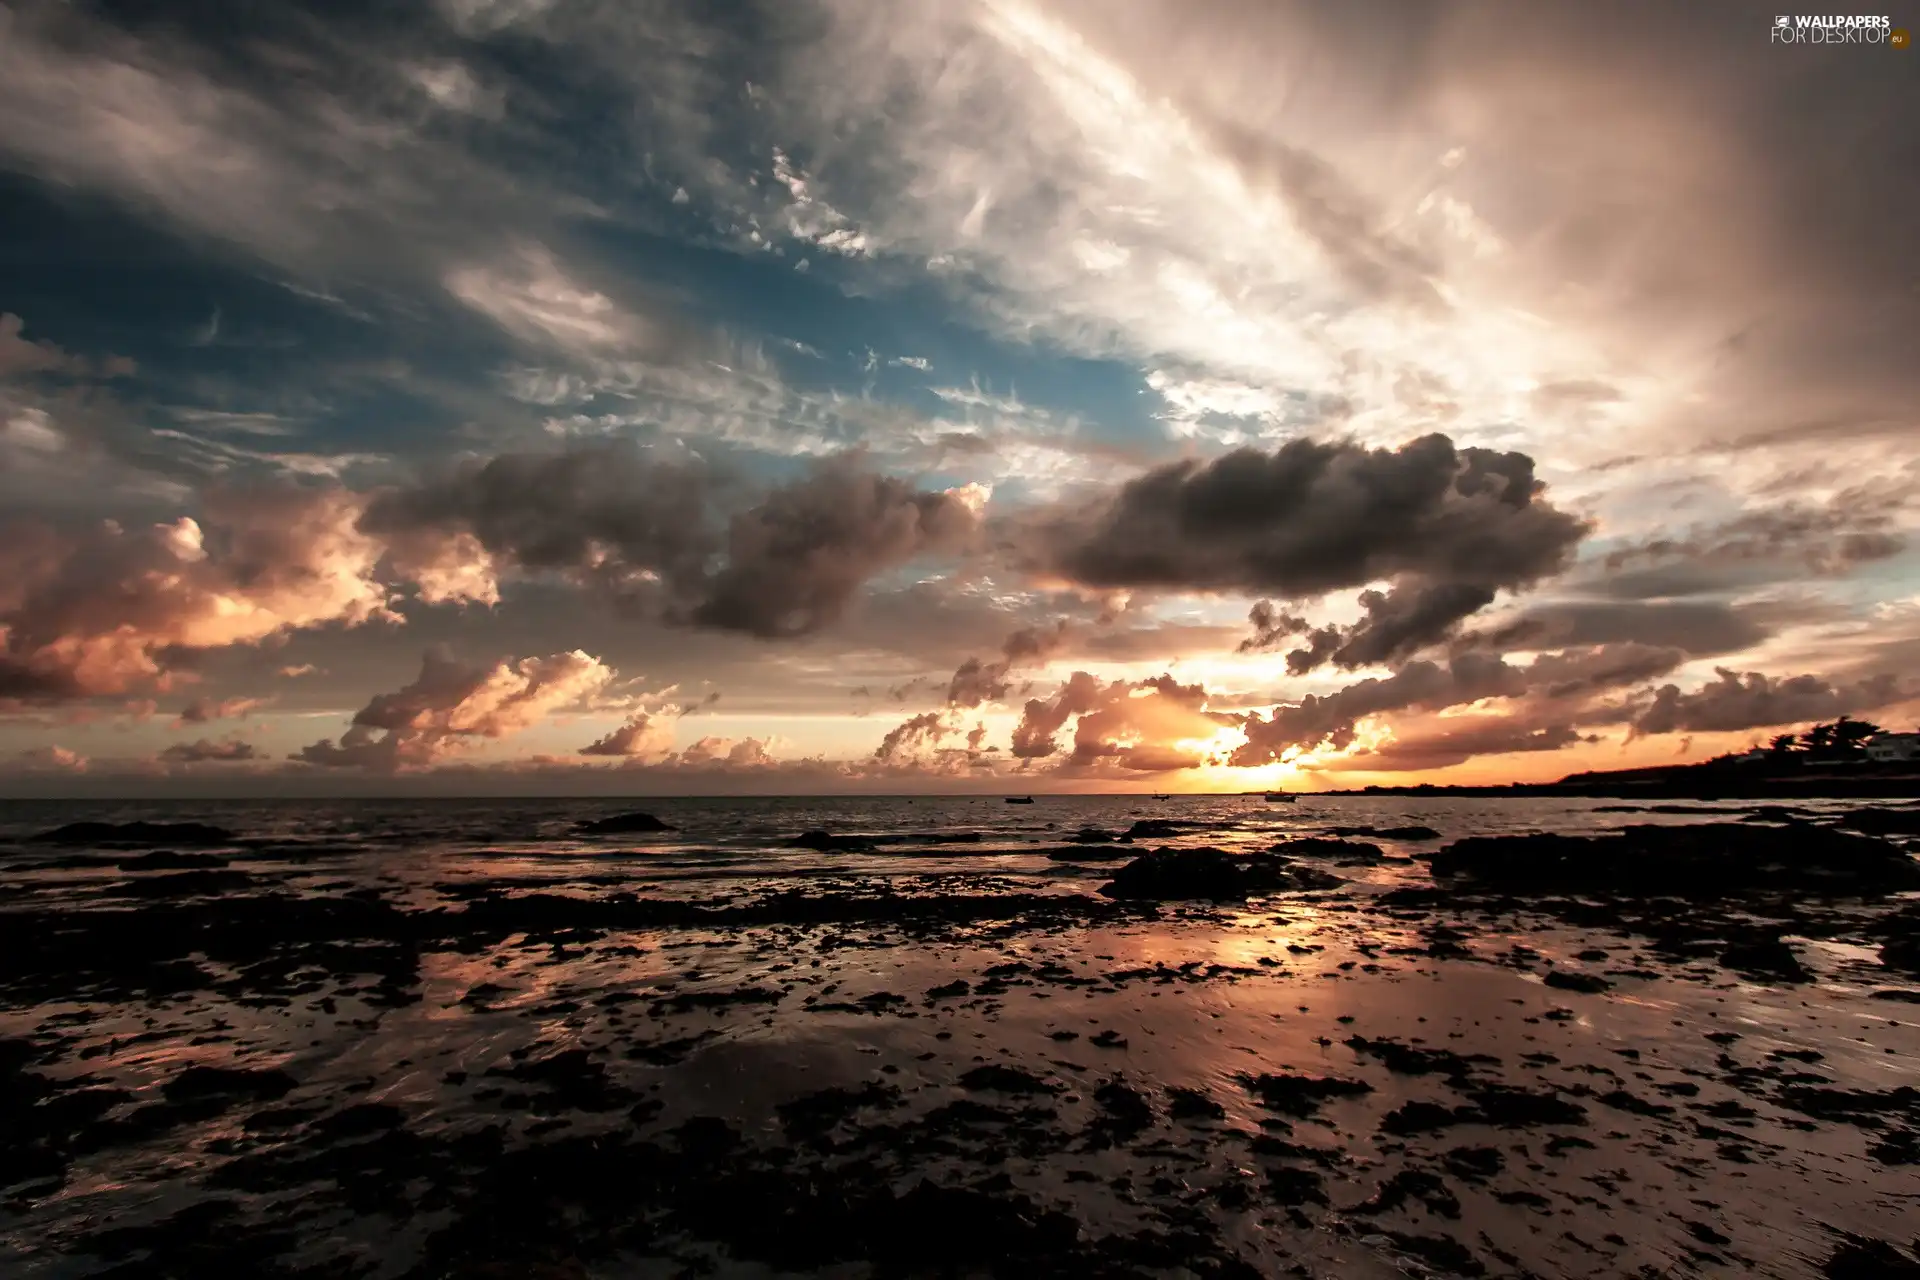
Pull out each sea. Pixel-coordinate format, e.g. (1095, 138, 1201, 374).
(2, 794, 1916, 1279)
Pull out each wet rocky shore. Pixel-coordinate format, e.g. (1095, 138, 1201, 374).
(2, 798, 1917, 1278)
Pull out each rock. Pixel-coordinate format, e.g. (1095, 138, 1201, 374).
(29, 821, 237, 847)
(958, 1065, 1059, 1095)
(1543, 970, 1612, 994)
(1822, 1233, 1920, 1278)
(786, 830, 877, 853)
(1839, 809, 1920, 837)
(1098, 847, 1342, 902)
(575, 811, 677, 834)
(1271, 837, 1388, 863)
(114, 850, 230, 870)
(1065, 827, 1119, 843)
(1720, 937, 1813, 983)
(1122, 819, 1190, 839)
(1743, 806, 1811, 824)
(1427, 823, 1920, 896)
(1266, 1167, 1329, 1206)
(163, 1065, 297, 1104)
(1323, 825, 1441, 840)
(111, 869, 253, 897)
(1166, 1087, 1225, 1121)
(1237, 1072, 1372, 1116)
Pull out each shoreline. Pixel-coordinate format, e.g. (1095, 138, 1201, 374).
(2, 799, 1917, 1277)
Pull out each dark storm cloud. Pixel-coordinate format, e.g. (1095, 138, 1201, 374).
(944, 622, 1071, 708)
(1021, 435, 1586, 661)
(1237, 600, 1309, 654)
(159, 737, 260, 764)
(873, 710, 954, 761)
(362, 445, 982, 639)
(1630, 668, 1906, 737)
(1459, 601, 1773, 659)
(360, 443, 718, 603)
(1308, 582, 1497, 672)
(691, 464, 980, 639)
(1027, 435, 1583, 595)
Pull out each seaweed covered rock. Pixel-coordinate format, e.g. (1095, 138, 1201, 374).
(1839, 808, 1920, 838)
(1272, 837, 1388, 864)
(1123, 819, 1190, 840)
(786, 831, 877, 853)
(29, 821, 237, 847)
(574, 812, 677, 835)
(1427, 823, 1920, 895)
(1099, 847, 1342, 901)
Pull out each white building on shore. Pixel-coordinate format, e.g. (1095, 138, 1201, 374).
(1865, 731, 1920, 763)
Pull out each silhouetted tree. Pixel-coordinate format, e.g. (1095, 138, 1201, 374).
(1832, 716, 1881, 752)
(1801, 722, 1835, 754)
(1767, 733, 1799, 756)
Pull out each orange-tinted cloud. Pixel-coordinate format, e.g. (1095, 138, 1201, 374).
(295, 647, 612, 771)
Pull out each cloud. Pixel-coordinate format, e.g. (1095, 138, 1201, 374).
(579, 709, 676, 759)
(365, 446, 984, 638)
(0, 487, 392, 701)
(1629, 668, 1906, 737)
(691, 462, 984, 638)
(445, 244, 657, 355)
(0, 313, 133, 380)
(1336, 718, 1594, 772)
(295, 647, 612, 770)
(678, 735, 775, 768)
(1011, 670, 1225, 771)
(1029, 435, 1583, 595)
(1595, 495, 1910, 599)
(175, 696, 269, 726)
(945, 622, 1071, 708)
(874, 710, 955, 761)
(1234, 642, 1683, 764)
(1021, 435, 1585, 658)
(160, 737, 260, 764)
(10, 744, 89, 774)
(1238, 600, 1310, 653)
(1457, 600, 1773, 659)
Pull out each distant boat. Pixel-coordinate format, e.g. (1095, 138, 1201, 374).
(1005, 796, 1035, 804)
(1152, 793, 1171, 801)
(1264, 792, 1294, 803)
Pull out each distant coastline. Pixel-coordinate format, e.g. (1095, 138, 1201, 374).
(1301, 758, 1920, 801)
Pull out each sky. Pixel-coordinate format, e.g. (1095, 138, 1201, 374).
(1, 0, 1917, 797)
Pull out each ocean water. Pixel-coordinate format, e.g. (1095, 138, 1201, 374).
(2, 795, 1916, 1279)
(0, 792, 1847, 906)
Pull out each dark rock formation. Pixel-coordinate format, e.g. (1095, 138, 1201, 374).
(1098, 847, 1343, 901)
(1839, 808, 1920, 837)
(786, 831, 877, 853)
(574, 812, 677, 835)
(1427, 823, 1920, 895)
(29, 821, 237, 847)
